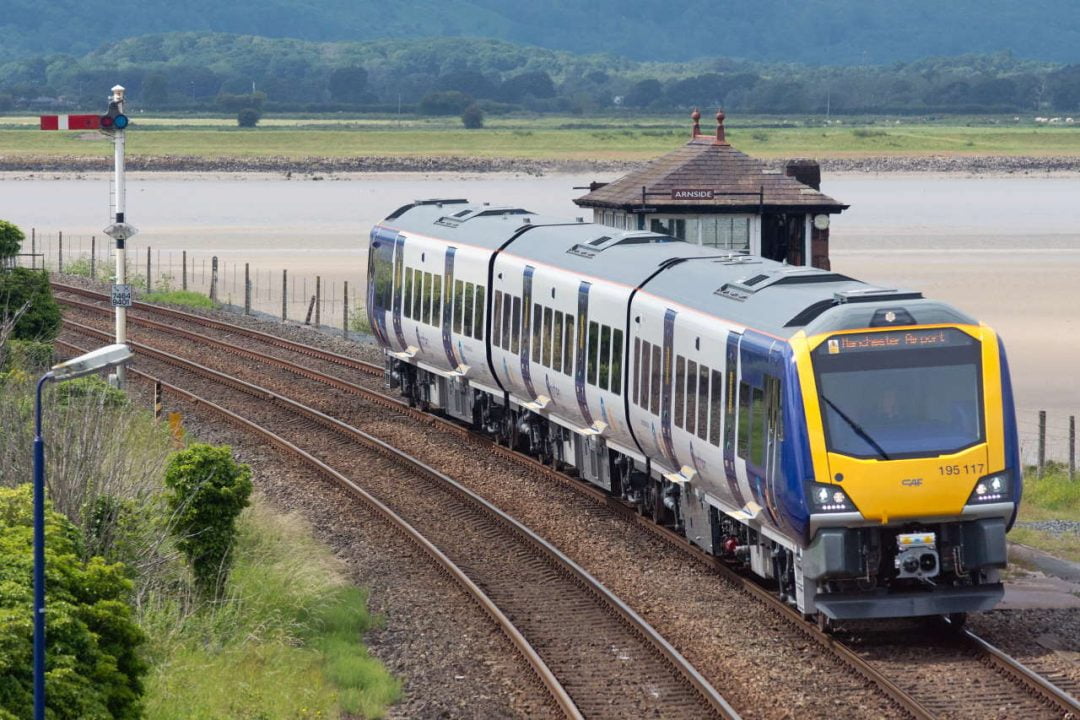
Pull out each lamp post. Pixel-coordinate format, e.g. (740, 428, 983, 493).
(32, 344, 133, 720)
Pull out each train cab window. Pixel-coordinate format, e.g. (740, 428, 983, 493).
(598, 325, 611, 390)
(432, 275, 442, 326)
(511, 297, 522, 354)
(697, 365, 710, 440)
(563, 316, 574, 375)
(587, 321, 600, 385)
(463, 283, 474, 337)
(633, 339, 643, 405)
(542, 307, 553, 367)
(493, 291, 504, 347)
(709, 370, 723, 446)
(685, 360, 698, 435)
(610, 329, 623, 395)
(453, 280, 464, 333)
(650, 344, 662, 414)
(473, 286, 485, 339)
(750, 386, 766, 466)
(532, 305, 543, 363)
(403, 269, 414, 319)
(552, 311, 564, 372)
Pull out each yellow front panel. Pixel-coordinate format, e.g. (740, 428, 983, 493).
(826, 445, 988, 522)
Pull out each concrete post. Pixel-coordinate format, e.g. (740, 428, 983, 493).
(343, 281, 349, 338)
(282, 270, 288, 323)
(58, 231, 63, 274)
(146, 246, 152, 292)
(245, 263, 251, 315)
(90, 236, 95, 279)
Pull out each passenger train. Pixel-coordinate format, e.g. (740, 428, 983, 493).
(367, 199, 1020, 623)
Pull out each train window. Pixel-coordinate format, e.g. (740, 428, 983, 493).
(633, 338, 642, 405)
(421, 272, 432, 324)
(611, 329, 623, 395)
(598, 325, 611, 390)
(501, 294, 512, 350)
(563, 315, 574, 375)
(432, 275, 442, 327)
(493, 291, 503, 347)
(674, 356, 686, 428)
(751, 387, 766, 466)
(532, 305, 543, 363)
(511, 297, 522, 354)
(413, 271, 423, 324)
(650, 344, 662, 414)
(686, 360, 698, 435)
(463, 283, 474, 337)
(453, 280, 464, 334)
(403, 268, 414, 319)
(552, 311, 564, 372)
(697, 365, 709, 440)
(473, 286, 485, 339)
(587, 321, 600, 385)
(738, 381, 752, 459)
(710, 370, 723, 446)
(542, 307, 553, 367)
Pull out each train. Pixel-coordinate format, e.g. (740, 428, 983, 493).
(367, 199, 1020, 624)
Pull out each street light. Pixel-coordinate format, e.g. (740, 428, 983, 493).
(32, 343, 132, 720)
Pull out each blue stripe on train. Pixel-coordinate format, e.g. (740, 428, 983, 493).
(998, 337, 1022, 528)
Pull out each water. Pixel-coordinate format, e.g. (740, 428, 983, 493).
(3, 171, 1078, 459)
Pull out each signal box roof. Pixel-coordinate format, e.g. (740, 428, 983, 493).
(574, 111, 847, 214)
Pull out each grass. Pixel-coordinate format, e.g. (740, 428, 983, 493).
(142, 289, 218, 309)
(2, 113, 1080, 162)
(1008, 466, 1080, 563)
(140, 496, 401, 719)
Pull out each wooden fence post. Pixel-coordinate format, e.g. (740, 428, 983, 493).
(90, 236, 96, 279)
(58, 231, 63, 274)
(30, 228, 35, 270)
(244, 264, 251, 315)
(154, 381, 163, 421)
(343, 281, 349, 338)
(304, 296, 315, 325)
(1037, 410, 1047, 478)
(182, 250, 188, 290)
(210, 256, 218, 302)
(146, 246, 152, 292)
(315, 276, 321, 328)
(282, 270, 288, 323)
(1070, 415, 1076, 482)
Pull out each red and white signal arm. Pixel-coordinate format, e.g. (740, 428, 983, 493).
(39, 114, 101, 131)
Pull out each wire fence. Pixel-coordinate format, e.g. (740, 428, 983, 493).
(17, 229, 367, 334)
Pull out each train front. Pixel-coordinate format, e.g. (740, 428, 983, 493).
(791, 312, 1021, 620)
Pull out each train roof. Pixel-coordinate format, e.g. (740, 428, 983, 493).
(380, 200, 976, 340)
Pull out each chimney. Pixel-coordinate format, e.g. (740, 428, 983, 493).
(785, 158, 821, 190)
(691, 108, 701, 137)
(715, 110, 726, 143)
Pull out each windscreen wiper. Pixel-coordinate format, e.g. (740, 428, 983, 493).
(821, 395, 891, 460)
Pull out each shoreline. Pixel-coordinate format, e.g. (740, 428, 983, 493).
(3, 153, 1080, 178)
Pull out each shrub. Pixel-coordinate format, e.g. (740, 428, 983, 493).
(62, 255, 94, 279)
(237, 108, 260, 128)
(0, 220, 24, 263)
(164, 444, 253, 595)
(54, 375, 128, 409)
(1, 339, 53, 374)
(349, 303, 373, 335)
(0, 485, 147, 720)
(462, 102, 484, 129)
(0, 268, 61, 342)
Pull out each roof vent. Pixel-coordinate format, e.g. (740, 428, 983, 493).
(566, 232, 680, 259)
(834, 288, 923, 304)
(434, 206, 532, 227)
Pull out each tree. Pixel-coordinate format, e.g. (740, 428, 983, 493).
(141, 72, 168, 107)
(497, 70, 555, 102)
(0, 268, 61, 341)
(164, 444, 252, 596)
(0, 220, 23, 268)
(462, 102, 484, 129)
(328, 66, 369, 103)
(237, 108, 261, 127)
(216, 91, 265, 113)
(625, 78, 662, 107)
(419, 90, 473, 115)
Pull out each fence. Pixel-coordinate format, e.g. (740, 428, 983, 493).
(17, 229, 367, 335)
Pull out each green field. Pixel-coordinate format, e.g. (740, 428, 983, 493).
(3, 114, 1080, 162)
(1009, 468, 1080, 564)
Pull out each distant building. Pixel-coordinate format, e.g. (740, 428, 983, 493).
(574, 110, 847, 269)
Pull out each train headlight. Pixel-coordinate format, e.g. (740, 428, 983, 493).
(808, 482, 856, 513)
(967, 471, 1011, 504)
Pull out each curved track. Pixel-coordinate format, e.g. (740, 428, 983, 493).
(58, 316, 739, 720)
(54, 281, 1080, 720)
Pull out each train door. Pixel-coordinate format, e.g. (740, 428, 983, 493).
(723, 332, 746, 507)
(737, 337, 783, 528)
(366, 230, 396, 347)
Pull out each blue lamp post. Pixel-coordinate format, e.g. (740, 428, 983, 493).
(32, 343, 132, 720)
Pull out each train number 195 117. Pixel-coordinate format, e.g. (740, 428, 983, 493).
(939, 463, 984, 476)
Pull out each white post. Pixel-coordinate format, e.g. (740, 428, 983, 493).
(101, 84, 136, 388)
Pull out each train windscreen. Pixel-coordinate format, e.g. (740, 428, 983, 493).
(812, 328, 984, 459)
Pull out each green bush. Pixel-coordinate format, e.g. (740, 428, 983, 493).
(164, 444, 253, 595)
(237, 108, 261, 127)
(0, 268, 61, 342)
(61, 256, 94, 279)
(461, 102, 484, 129)
(54, 375, 128, 409)
(0, 220, 23, 263)
(0, 485, 147, 720)
(1, 339, 53, 374)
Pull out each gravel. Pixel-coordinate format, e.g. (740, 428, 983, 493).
(1015, 520, 1080, 538)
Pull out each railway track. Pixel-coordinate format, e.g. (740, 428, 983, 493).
(54, 282, 1080, 719)
(57, 321, 739, 720)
